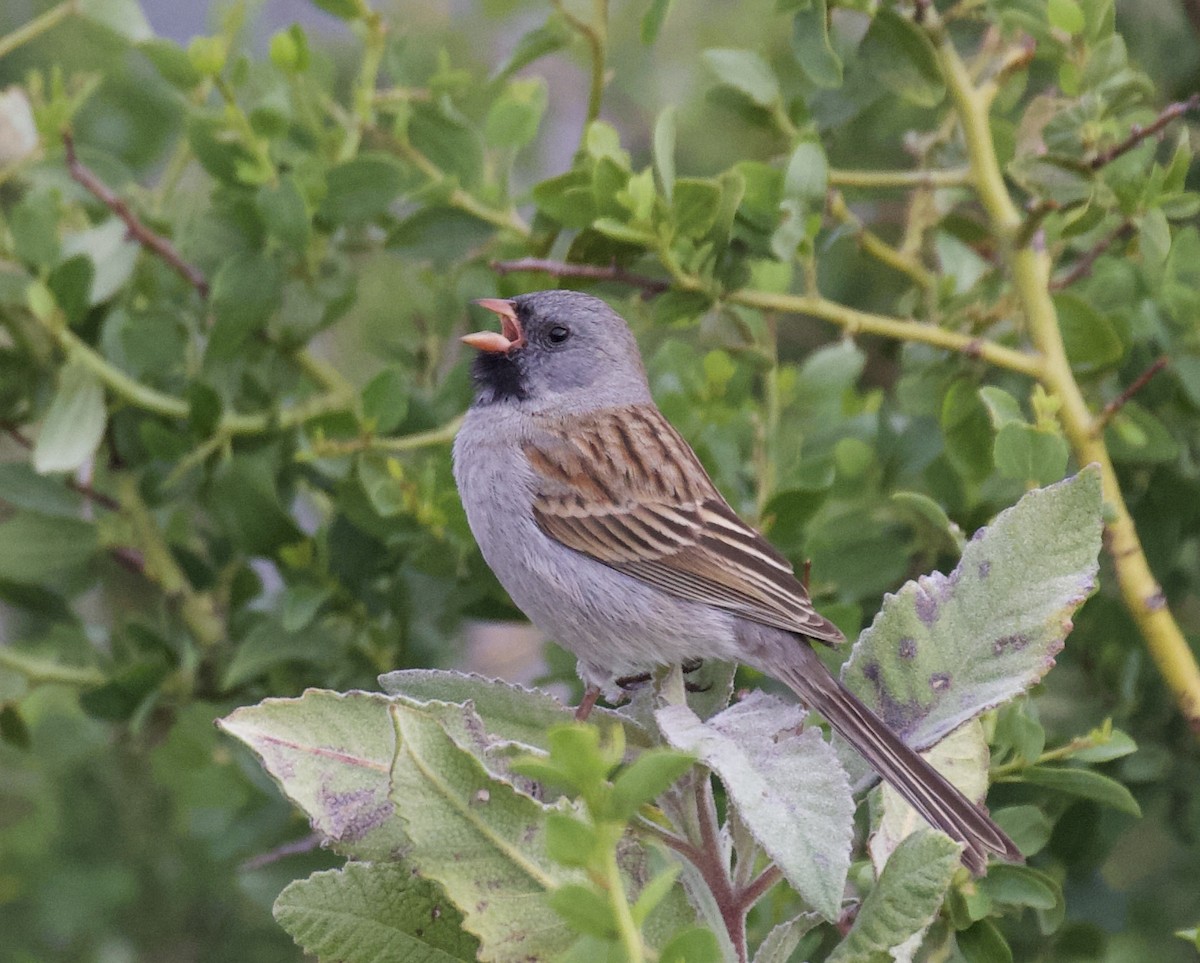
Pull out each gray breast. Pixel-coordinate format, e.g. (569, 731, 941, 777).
(452, 408, 741, 683)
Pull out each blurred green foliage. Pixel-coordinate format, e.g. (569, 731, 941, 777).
(2, 0, 1200, 959)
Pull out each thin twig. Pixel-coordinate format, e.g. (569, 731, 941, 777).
(2, 423, 121, 511)
(1050, 220, 1134, 291)
(736, 864, 782, 913)
(1093, 356, 1169, 435)
(1089, 94, 1200, 170)
(0, 0, 77, 60)
(829, 191, 937, 291)
(299, 416, 464, 460)
(62, 132, 209, 297)
(240, 833, 324, 871)
(490, 258, 671, 295)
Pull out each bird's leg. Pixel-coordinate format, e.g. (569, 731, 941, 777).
(682, 657, 703, 674)
(575, 685, 602, 721)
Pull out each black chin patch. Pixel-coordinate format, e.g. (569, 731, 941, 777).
(471, 351, 527, 404)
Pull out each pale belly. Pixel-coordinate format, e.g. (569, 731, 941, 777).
(452, 410, 742, 685)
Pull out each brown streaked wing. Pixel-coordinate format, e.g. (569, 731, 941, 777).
(524, 406, 846, 644)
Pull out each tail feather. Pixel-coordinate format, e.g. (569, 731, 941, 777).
(770, 651, 1022, 874)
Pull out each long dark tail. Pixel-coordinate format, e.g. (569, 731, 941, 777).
(767, 647, 1022, 874)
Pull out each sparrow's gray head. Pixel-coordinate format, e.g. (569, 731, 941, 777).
(463, 290, 651, 410)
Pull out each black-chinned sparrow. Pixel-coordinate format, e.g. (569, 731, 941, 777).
(453, 289, 1019, 873)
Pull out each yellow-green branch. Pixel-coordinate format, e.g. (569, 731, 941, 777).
(927, 9, 1200, 734)
(729, 288, 1044, 380)
(828, 167, 972, 189)
(829, 190, 937, 292)
(35, 308, 351, 436)
(0, 0, 76, 59)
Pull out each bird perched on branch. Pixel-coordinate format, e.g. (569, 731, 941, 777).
(453, 289, 1019, 873)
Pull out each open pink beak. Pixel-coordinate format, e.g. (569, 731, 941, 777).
(463, 298, 524, 353)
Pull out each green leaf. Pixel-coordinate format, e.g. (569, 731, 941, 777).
(387, 703, 577, 960)
(841, 469, 1103, 754)
(993, 423, 1069, 485)
(78, 0, 152, 41)
(33, 364, 107, 475)
(890, 491, 965, 554)
(81, 661, 169, 722)
(9, 191, 60, 269)
(672, 178, 721, 238)
(791, 0, 843, 88)
(1017, 765, 1142, 816)
(992, 805, 1053, 857)
(978, 386, 1025, 429)
(218, 691, 411, 860)
(702, 49, 781, 107)
(630, 866, 682, 925)
(544, 811, 596, 868)
(362, 368, 410, 434)
(0, 512, 97, 583)
(1054, 294, 1124, 375)
(1105, 402, 1180, 463)
(782, 141, 828, 207)
(1047, 0, 1086, 34)
(0, 463, 84, 517)
(484, 79, 548, 149)
(827, 831, 960, 963)
(1069, 726, 1137, 763)
(280, 584, 333, 633)
(859, 9, 945, 107)
(610, 750, 694, 820)
(186, 382, 222, 438)
(641, 0, 673, 43)
(47, 255, 95, 325)
(546, 884, 615, 938)
(980, 864, 1062, 911)
(491, 20, 571, 82)
(378, 669, 635, 757)
(593, 218, 656, 246)
(61, 219, 140, 305)
(274, 862, 479, 962)
(308, 0, 361, 19)
(657, 693, 854, 921)
(409, 104, 484, 187)
(139, 39, 203, 89)
(319, 153, 409, 225)
(941, 379, 994, 483)
(256, 176, 311, 251)
(207, 253, 282, 359)
(957, 918, 1013, 963)
(207, 458, 303, 556)
(753, 914, 821, 963)
(221, 616, 337, 690)
(653, 106, 677, 201)
(660, 927, 723, 963)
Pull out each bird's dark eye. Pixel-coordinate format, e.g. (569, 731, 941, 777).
(547, 325, 570, 345)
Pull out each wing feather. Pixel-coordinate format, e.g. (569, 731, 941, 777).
(524, 405, 845, 645)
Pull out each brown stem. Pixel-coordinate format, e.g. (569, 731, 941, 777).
(735, 864, 783, 914)
(1050, 220, 1134, 291)
(1089, 94, 1200, 170)
(1183, 0, 1200, 36)
(3, 423, 121, 511)
(1093, 356, 1169, 434)
(63, 132, 209, 297)
(490, 258, 671, 296)
(695, 776, 747, 963)
(240, 833, 324, 871)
